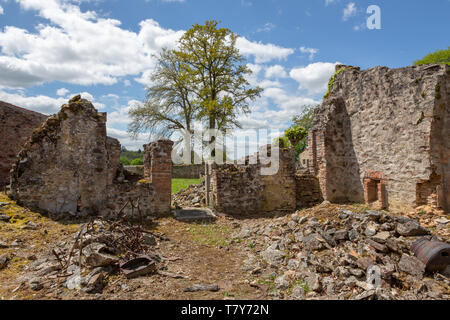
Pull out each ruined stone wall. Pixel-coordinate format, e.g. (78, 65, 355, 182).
(310, 64, 450, 213)
(124, 164, 204, 179)
(209, 163, 263, 215)
(259, 146, 297, 212)
(124, 165, 144, 176)
(0, 101, 47, 186)
(208, 146, 297, 215)
(143, 140, 174, 214)
(9, 96, 173, 217)
(172, 164, 204, 179)
(295, 174, 323, 209)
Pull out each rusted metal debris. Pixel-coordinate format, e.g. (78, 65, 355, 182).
(120, 255, 158, 279)
(411, 238, 450, 273)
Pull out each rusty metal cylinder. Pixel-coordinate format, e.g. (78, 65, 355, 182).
(411, 238, 450, 273)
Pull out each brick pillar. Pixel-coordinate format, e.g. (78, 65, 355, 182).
(144, 140, 174, 213)
(308, 131, 316, 175)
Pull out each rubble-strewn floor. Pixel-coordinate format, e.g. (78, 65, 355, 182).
(0, 194, 449, 300)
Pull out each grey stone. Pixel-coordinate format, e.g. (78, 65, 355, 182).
(84, 272, 105, 294)
(261, 248, 285, 266)
(291, 286, 306, 299)
(398, 254, 426, 278)
(349, 269, 365, 278)
(0, 240, 8, 248)
(396, 221, 430, 237)
(365, 210, 383, 222)
(287, 220, 297, 230)
(334, 230, 348, 241)
(302, 234, 325, 251)
(29, 278, 43, 291)
(184, 284, 220, 292)
(83, 243, 119, 267)
(348, 229, 359, 241)
(372, 231, 390, 243)
(304, 272, 322, 292)
(0, 254, 9, 270)
(364, 225, 378, 237)
(275, 275, 290, 290)
(0, 215, 11, 222)
(366, 239, 388, 253)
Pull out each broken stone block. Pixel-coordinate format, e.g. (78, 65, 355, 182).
(372, 231, 390, 243)
(291, 286, 306, 299)
(0, 215, 11, 222)
(398, 254, 426, 278)
(302, 234, 325, 251)
(396, 221, 430, 237)
(29, 277, 43, 291)
(184, 284, 220, 292)
(275, 275, 290, 290)
(83, 243, 119, 267)
(261, 248, 285, 267)
(0, 254, 9, 270)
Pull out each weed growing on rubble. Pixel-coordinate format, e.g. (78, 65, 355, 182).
(186, 223, 232, 247)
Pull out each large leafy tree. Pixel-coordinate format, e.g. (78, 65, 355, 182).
(129, 20, 262, 159)
(128, 49, 197, 140)
(414, 47, 450, 66)
(173, 20, 263, 156)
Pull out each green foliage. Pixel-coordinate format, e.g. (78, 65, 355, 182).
(277, 105, 318, 159)
(120, 150, 143, 166)
(324, 67, 345, 99)
(120, 156, 131, 166)
(285, 125, 308, 149)
(435, 83, 441, 99)
(130, 158, 144, 166)
(129, 20, 263, 159)
(414, 47, 450, 66)
(172, 178, 202, 194)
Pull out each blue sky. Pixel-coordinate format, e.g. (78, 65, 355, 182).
(0, 0, 449, 151)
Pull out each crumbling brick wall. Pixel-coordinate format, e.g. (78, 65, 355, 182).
(208, 146, 298, 215)
(9, 96, 173, 217)
(172, 164, 204, 179)
(208, 163, 263, 215)
(0, 101, 47, 186)
(295, 174, 323, 209)
(310, 64, 450, 213)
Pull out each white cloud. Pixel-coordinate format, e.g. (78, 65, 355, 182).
(56, 87, 69, 96)
(256, 23, 276, 33)
(236, 37, 294, 63)
(107, 99, 141, 126)
(289, 62, 339, 95)
(0, 1, 294, 88)
(0, 0, 183, 87)
(343, 2, 357, 21)
(0, 5, 3, 15)
(325, 0, 337, 6)
(0, 88, 102, 114)
(299, 46, 319, 61)
(106, 126, 148, 151)
(265, 65, 287, 78)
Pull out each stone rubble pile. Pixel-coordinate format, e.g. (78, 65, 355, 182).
(23, 219, 164, 295)
(239, 208, 450, 300)
(172, 182, 206, 208)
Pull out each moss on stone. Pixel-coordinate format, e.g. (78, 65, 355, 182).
(323, 66, 359, 100)
(435, 83, 441, 99)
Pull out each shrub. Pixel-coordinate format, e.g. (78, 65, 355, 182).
(120, 157, 131, 166)
(130, 158, 144, 166)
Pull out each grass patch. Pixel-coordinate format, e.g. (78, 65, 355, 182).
(172, 178, 202, 194)
(186, 223, 232, 247)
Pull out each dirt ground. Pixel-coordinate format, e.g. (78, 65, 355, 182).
(0, 193, 448, 300)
